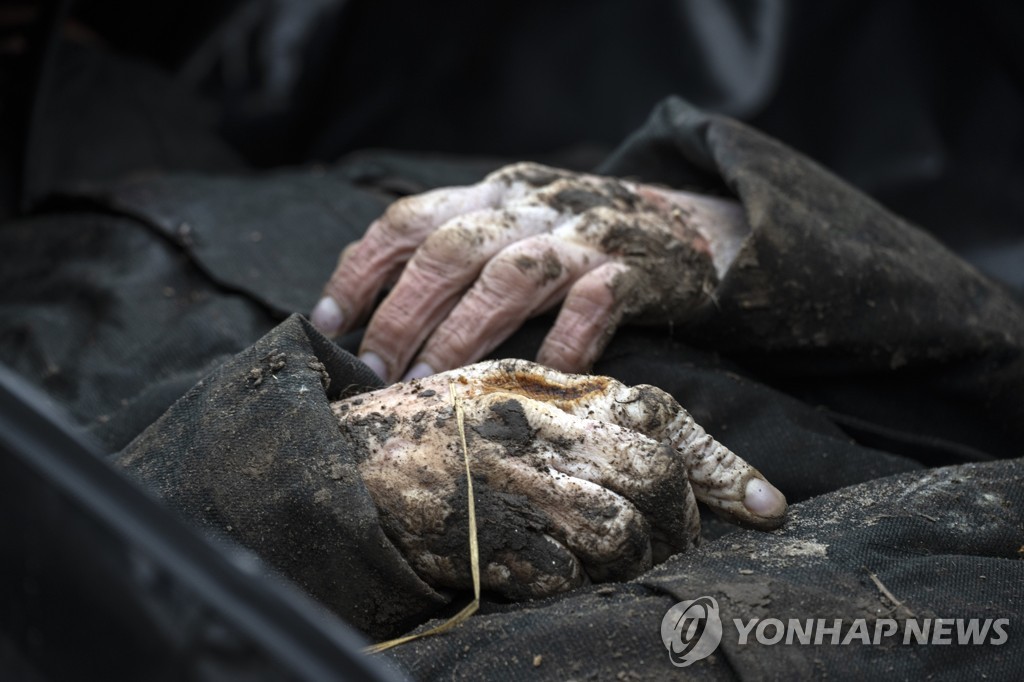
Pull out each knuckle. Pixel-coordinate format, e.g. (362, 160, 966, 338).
(381, 196, 430, 237)
(535, 175, 643, 216)
(486, 161, 567, 187)
(485, 240, 566, 290)
(481, 253, 536, 292)
(417, 222, 478, 270)
(570, 271, 619, 310)
(538, 335, 587, 372)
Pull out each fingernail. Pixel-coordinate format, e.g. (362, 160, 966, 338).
(744, 478, 787, 518)
(359, 352, 387, 381)
(311, 297, 343, 334)
(402, 362, 435, 382)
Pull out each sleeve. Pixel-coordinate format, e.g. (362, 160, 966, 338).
(114, 315, 449, 640)
(600, 97, 1024, 461)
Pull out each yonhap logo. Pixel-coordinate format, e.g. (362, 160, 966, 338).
(659, 595, 1009, 666)
(660, 596, 723, 666)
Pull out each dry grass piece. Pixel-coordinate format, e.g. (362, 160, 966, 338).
(364, 380, 481, 654)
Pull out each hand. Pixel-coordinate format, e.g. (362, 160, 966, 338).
(332, 359, 786, 599)
(312, 163, 749, 382)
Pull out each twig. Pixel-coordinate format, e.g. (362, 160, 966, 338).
(864, 566, 916, 618)
(365, 380, 481, 653)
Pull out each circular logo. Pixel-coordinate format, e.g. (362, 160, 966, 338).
(661, 596, 723, 667)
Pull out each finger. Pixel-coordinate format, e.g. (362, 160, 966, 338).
(670, 417, 787, 529)
(395, 478, 587, 600)
(312, 182, 502, 336)
(356, 204, 561, 381)
(473, 391, 700, 560)
(551, 205, 717, 323)
(458, 391, 659, 577)
(536, 261, 632, 372)
(530, 369, 787, 530)
(438, 360, 787, 529)
(409, 234, 606, 378)
(484, 456, 654, 584)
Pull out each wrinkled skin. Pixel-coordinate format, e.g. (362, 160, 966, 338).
(313, 163, 749, 382)
(332, 359, 786, 599)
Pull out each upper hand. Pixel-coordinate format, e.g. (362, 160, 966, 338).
(312, 163, 748, 382)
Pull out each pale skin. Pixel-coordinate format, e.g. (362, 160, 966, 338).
(333, 359, 787, 599)
(311, 162, 750, 382)
(317, 164, 776, 598)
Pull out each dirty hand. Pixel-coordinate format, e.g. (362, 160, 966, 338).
(332, 359, 785, 599)
(312, 163, 749, 382)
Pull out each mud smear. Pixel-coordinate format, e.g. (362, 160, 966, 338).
(540, 249, 563, 283)
(471, 398, 535, 455)
(513, 249, 564, 285)
(332, 410, 397, 463)
(420, 477, 579, 598)
(598, 213, 718, 323)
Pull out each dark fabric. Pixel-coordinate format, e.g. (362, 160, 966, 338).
(96, 0, 1020, 301)
(2, 15, 1023, 676)
(2, 92, 1018, 677)
(113, 314, 448, 640)
(84, 154, 507, 316)
(14, 2, 1023, 299)
(601, 99, 1024, 461)
(388, 458, 1024, 680)
(24, 40, 245, 207)
(0, 211, 276, 451)
(0, 156, 502, 454)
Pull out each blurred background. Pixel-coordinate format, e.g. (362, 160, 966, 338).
(2, 0, 1023, 292)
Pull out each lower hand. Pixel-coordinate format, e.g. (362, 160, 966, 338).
(333, 359, 786, 599)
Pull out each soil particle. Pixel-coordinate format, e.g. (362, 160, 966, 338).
(247, 367, 264, 388)
(328, 462, 346, 480)
(307, 358, 331, 391)
(411, 410, 428, 440)
(433, 406, 453, 429)
(247, 350, 287, 388)
(548, 187, 618, 214)
(545, 178, 639, 215)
